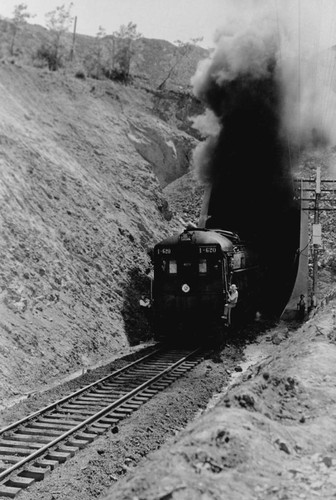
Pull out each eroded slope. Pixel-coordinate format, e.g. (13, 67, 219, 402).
(0, 63, 196, 402)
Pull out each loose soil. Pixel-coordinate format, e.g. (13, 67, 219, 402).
(103, 301, 336, 500)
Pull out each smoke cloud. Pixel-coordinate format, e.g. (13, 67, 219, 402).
(192, 0, 336, 184)
(190, 0, 336, 313)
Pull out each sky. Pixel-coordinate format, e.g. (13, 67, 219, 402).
(1, 0, 336, 51)
(0, 0, 228, 48)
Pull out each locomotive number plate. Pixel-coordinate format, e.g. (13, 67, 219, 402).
(199, 246, 217, 254)
(157, 247, 172, 255)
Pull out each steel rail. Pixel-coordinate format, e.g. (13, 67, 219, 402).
(0, 347, 200, 483)
(0, 347, 162, 436)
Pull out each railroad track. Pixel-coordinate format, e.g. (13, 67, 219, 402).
(0, 347, 202, 498)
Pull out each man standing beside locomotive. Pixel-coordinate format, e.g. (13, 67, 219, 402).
(222, 284, 238, 324)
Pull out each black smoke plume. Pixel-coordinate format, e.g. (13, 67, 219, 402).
(191, 1, 336, 313)
(191, 10, 307, 314)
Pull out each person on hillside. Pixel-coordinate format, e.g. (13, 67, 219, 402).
(222, 284, 238, 324)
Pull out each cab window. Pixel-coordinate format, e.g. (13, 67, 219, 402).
(199, 259, 207, 274)
(169, 260, 177, 274)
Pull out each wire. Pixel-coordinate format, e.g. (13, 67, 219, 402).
(298, 235, 312, 257)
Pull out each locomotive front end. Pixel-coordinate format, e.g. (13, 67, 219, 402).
(152, 229, 227, 339)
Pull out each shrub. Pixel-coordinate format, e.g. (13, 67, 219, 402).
(35, 43, 61, 71)
(102, 66, 132, 84)
(75, 69, 86, 79)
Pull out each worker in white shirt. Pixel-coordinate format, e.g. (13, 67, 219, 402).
(222, 284, 238, 324)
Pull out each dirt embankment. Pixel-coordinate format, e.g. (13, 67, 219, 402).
(0, 62, 200, 404)
(104, 303, 336, 500)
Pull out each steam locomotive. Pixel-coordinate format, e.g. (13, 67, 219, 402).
(151, 226, 263, 341)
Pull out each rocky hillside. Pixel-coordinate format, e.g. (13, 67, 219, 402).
(0, 58, 204, 404)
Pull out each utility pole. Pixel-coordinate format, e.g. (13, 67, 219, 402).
(298, 168, 336, 309)
(70, 16, 77, 62)
(312, 166, 321, 308)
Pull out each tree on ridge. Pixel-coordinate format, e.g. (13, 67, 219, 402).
(10, 3, 34, 56)
(44, 2, 74, 70)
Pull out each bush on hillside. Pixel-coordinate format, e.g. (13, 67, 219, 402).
(34, 43, 63, 71)
(74, 69, 86, 79)
(102, 67, 132, 84)
(82, 54, 131, 83)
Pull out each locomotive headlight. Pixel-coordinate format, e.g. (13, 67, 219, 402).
(182, 284, 190, 293)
